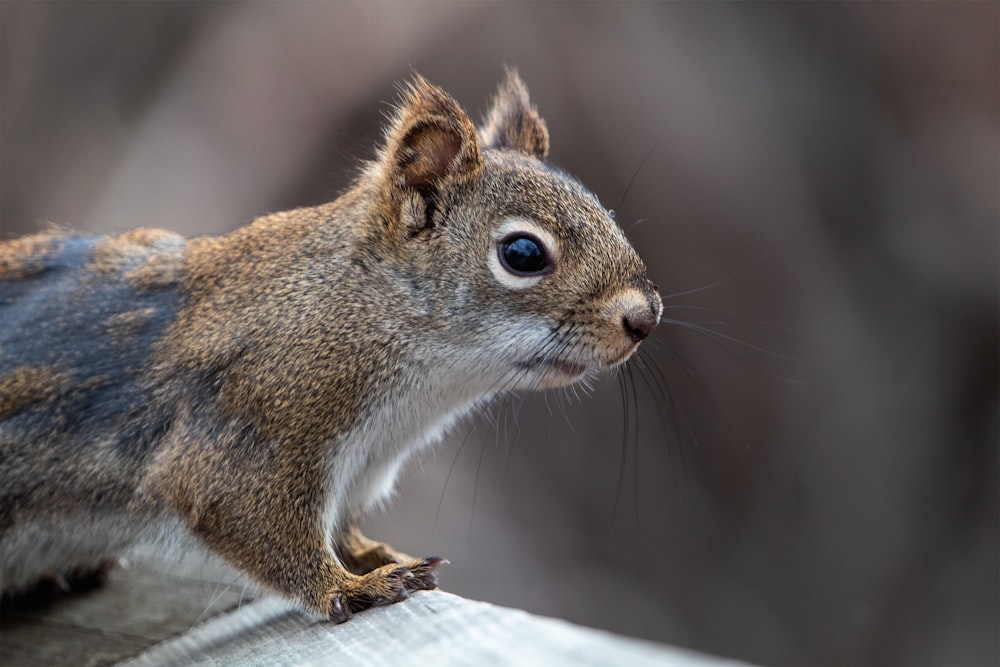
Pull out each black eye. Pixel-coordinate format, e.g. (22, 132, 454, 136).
(498, 234, 551, 276)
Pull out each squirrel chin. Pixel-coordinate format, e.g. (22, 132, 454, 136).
(529, 359, 591, 389)
(521, 347, 642, 390)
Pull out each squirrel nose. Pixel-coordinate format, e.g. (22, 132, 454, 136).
(622, 309, 657, 343)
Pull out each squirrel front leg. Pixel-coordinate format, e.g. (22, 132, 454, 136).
(154, 458, 422, 621)
(338, 522, 445, 593)
(192, 501, 423, 621)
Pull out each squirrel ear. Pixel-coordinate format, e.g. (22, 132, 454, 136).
(383, 75, 482, 192)
(478, 69, 549, 160)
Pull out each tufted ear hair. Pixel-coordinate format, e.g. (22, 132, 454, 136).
(478, 68, 549, 160)
(380, 75, 482, 195)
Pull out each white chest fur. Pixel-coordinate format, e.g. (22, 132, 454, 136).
(320, 363, 491, 550)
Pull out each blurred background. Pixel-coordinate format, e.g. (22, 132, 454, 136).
(2, 2, 996, 664)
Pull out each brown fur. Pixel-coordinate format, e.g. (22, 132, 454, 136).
(0, 365, 70, 420)
(0, 231, 63, 281)
(104, 308, 159, 346)
(0, 71, 661, 621)
(89, 228, 186, 290)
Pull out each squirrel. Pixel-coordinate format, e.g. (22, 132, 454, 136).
(0, 71, 662, 622)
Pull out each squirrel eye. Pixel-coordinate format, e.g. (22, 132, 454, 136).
(498, 234, 551, 276)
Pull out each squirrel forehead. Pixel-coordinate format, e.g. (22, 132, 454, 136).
(475, 152, 624, 243)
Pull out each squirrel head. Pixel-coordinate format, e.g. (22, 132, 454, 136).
(361, 70, 662, 391)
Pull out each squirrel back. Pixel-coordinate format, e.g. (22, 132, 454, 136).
(0, 71, 661, 620)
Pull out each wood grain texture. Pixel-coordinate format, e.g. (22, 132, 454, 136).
(122, 591, 748, 667)
(0, 552, 248, 666)
(3, 551, 748, 667)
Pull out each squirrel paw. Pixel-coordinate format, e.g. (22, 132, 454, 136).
(1, 558, 118, 613)
(401, 556, 448, 592)
(328, 593, 352, 624)
(341, 564, 412, 615)
(327, 558, 447, 621)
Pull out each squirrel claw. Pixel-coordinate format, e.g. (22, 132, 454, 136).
(329, 595, 352, 623)
(403, 556, 448, 592)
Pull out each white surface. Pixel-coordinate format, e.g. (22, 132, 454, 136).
(121, 590, 748, 667)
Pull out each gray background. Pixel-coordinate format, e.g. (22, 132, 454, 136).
(2, 2, 996, 664)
